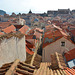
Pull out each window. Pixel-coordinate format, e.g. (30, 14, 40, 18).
(61, 42, 65, 46)
(68, 59, 75, 68)
(68, 60, 75, 68)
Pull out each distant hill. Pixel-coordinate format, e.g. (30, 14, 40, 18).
(0, 10, 6, 15)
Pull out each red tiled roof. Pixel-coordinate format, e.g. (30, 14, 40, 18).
(34, 62, 75, 75)
(27, 29, 34, 35)
(70, 26, 75, 29)
(25, 35, 34, 39)
(34, 31, 42, 39)
(70, 29, 75, 36)
(44, 30, 63, 38)
(26, 40, 34, 48)
(64, 48, 75, 61)
(65, 67, 75, 75)
(11, 31, 17, 33)
(0, 32, 4, 35)
(35, 28, 44, 32)
(28, 28, 43, 35)
(19, 25, 29, 34)
(26, 46, 34, 55)
(43, 37, 63, 48)
(64, 68, 75, 75)
(65, 29, 70, 33)
(2, 25, 16, 33)
(45, 25, 54, 32)
(51, 20, 61, 24)
(0, 22, 12, 30)
(26, 39, 36, 46)
(27, 28, 42, 39)
(43, 30, 63, 48)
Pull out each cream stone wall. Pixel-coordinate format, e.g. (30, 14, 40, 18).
(42, 37, 75, 62)
(16, 36, 26, 61)
(0, 36, 26, 67)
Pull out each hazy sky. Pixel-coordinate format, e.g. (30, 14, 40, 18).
(0, 0, 75, 14)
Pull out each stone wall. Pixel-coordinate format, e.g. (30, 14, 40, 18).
(0, 36, 26, 67)
(16, 36, 26, 61)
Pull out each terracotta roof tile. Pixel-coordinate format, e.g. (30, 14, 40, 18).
(26, 39, 36, 46)
(2, 25, 16, 33)
(35, 28, 44, 32)
(25, 35, 34, 39)
(34, 52, 75, 75)
(66, 67, 75, 75)
(44, 30, 62, 38)
(28, 29, 35, 35)
(45, 25, 54, 32)
(65, 29, 70, 33)
(42, 37, 63, 48)
(70, 29, 75, 36)
(0, 22, 12, 30)
(26, 46, 34, 55)
(28, 28, 42, 39)
(26, 40, 35, 48)
(64, 48, 75, 61)
(0, 32, 4, 35)
(34, 62, 75, 75)
(43, 30, 63, 48)
(28, 28, 43, 35)
(34, 31, 42, 39)
(19, 25, 29, 34)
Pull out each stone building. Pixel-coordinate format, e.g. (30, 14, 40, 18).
(58, 9, 70, 14)
(0, 16, 9, 22)
(47, 10, 58, 16)
(0, 32, 26, 67)
(42, 37, 75, 62)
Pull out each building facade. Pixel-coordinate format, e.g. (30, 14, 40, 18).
(42, 37, 75, 62)
(0, 33, 26, 67)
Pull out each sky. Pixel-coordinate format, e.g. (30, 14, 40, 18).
(0, 0, 75, 14)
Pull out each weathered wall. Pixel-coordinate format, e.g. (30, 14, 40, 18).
(16, 36, 26, 61)
(0, 36, 26, 67)
(42, 37, 75, 62)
